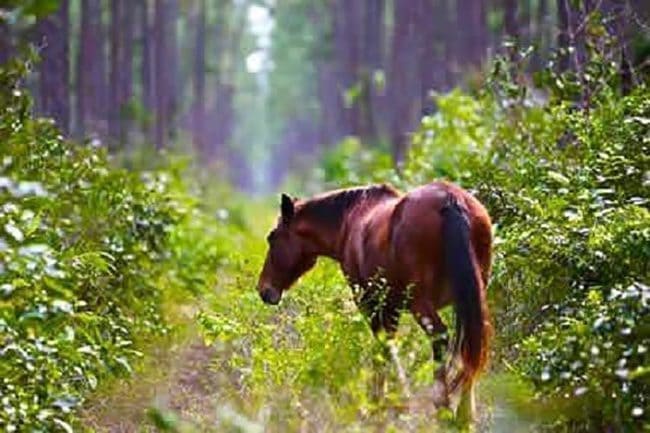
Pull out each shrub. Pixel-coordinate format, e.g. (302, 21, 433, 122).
(0, 57, 183, 431)
(309, 52, 649, 429)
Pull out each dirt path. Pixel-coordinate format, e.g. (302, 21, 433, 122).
(81, 338, 534, 432)
(79, 302, 533, 433)
(80, 325, 219, 432)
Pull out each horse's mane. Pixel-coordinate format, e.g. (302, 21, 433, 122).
(297, 184, 400, 226)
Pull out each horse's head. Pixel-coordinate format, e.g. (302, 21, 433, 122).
(257, 193, 317, 305)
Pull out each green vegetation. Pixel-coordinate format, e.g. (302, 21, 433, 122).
(1, 30, 649, 433)
(195, 54, 649, 433)
(408, 74, 649, 432)
(0, 57, 218, 431)
(299, 52, 650, 430)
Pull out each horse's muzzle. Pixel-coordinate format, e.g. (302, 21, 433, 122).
(260, 287, 281, 305)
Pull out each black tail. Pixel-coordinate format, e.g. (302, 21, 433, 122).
(441, 196, 491, 390)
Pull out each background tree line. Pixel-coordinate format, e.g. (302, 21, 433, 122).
(0, 0, 648, 190)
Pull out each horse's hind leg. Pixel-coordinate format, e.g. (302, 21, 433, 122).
(411, 298, 450, 408)
(456, 381, 476, 425)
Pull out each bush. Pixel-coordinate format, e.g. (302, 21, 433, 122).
(0, 57, 189, 431)
(310, 52, 649, 429)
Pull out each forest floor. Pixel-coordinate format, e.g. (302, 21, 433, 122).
(80, 301, 223, 432)
(80, 322, 535, 433)
(79, 206, 538, 432)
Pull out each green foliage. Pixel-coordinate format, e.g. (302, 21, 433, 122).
(198, 248, 444, 430)
(0, 0, 61, 21)
(0, 58, 207, 431)
(316, 136, 396, 189)
(521, 284, 649, 431)
(313, 48, 650, 429)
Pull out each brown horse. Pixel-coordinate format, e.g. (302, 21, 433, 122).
(256, 181, 492, 419)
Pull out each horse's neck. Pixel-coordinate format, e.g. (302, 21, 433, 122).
(329, 197, 392, 260)
(299, 187, 399, 260)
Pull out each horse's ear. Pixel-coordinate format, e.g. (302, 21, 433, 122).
(281, 193, 294, 223)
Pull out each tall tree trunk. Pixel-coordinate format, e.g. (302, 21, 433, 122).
(154, 0, 169, 149)
(77, 0, 106, 138)
(504, 0, 518, 41)
(418, 0, 436, 113)
(504, 0, 518, 62)
(388, 1, 420, 164)
(0, 19, 11, 65)
(109, 0, 123, 146)
(601, 0, 634, 94)
(333, 0, 363, 138)
(520, 0, 532, 49)
(431, 0, 451, 91)
(140, 0, 155, 143)
(441, 0, 456, 86)
(613, 1, 633, 94)
(35, 0, 70, 134)
(456, 0, 487, 71)
(557, 0, 571, 71)
(193, 0, 207, 155)
(359, 0, 385, 143)
(475, 0, 488, 68)
(531, 0, 548, 70)
(120, 0, 134, 144)
(317, 60, 345, 147)
(166, 0, 179, 143)
(205, 0, 229, 160)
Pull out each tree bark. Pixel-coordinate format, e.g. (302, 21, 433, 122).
(154, 0, 169, 149)
(359, 0, 385, 143)
(77, 0, 106, 138)
(504, 0, 518, 41)
(431, 0, 451, 91)
(418, 0, 436, 113)
(388, 1, 420, 164)
(166, 0, 180, 143)
(333, 0, 362, 137)
(0, 19, 11, 65)
(109, 0, 123, 145)
(121, 0, 134, 144)
(557, 0, 571, 72)
(193, 0, 207, 155)
(456, 0, 487, 71)
(531, 0, 548, 69)
(441, 0, 455, 87)
(504, 0, 518, 62)
(35, 0, 70, 134)
(140, 0, 155, 143)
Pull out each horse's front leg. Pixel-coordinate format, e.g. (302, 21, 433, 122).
(368, 304, 400, 403)
(411, 299, 450, 408)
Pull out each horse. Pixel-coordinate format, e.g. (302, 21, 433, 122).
(256, 181, 492, 420)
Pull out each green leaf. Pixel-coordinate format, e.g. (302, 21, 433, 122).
(4, 222, 24, 242)
(547, 170, 570, 185)
(23, 0, 61, 18)
(52, 418, 73, 433)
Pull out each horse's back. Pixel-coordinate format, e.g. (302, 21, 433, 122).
(393, 181, 490, 246)
(388, 182, 492, 304)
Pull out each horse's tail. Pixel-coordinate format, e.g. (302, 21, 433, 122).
(441, 196, 491, 391)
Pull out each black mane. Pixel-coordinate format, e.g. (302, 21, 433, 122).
(297, 184, 399, 226)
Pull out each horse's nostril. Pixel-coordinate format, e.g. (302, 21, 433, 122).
(260, 288, 280, 305)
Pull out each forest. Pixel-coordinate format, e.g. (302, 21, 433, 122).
(0, 0, 649, 432)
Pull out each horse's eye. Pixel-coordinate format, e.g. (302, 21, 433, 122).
(266, 230, 276, 244)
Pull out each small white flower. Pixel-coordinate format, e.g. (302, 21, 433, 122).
(574, 387, 588, 397)
(615, 368, 629, 379)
